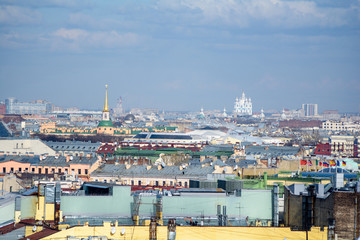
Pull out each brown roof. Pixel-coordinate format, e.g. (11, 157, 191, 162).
(18, 228, 58, 240)
(0, 219, 35, 235)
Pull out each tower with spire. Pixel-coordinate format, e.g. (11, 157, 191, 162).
(102, 84, 110, 121)
(97, 85, 114, 134)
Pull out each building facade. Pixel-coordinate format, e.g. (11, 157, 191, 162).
(5, 98, 53, 115)
(322, 120, 360, 133)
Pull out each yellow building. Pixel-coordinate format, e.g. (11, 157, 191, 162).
(30, 222, 328, 240)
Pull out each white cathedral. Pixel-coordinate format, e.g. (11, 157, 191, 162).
(233, 91, 252, 117)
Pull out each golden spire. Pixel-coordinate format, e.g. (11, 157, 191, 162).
(103, 84, 109, 112)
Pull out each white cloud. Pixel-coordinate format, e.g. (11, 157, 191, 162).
(0, 5, 41, 24)
(51, 28, 140, 50)
(156, 0, 358, 28)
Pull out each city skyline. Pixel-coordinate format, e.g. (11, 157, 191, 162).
(0, 0, 359, 112)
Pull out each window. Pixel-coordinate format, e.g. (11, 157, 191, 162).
(25, 168, 28, 172)
(85, 169, 88, 175)
(11, 167, 14, 173)
(52, 168, 55, 173)
(138, 180, 142, 185)
(45, 168, 48, 174)
(18, 167, 22, 172)
(131, 180, 134, 185)
(58, 169, 61, 174)
(2, 167, 5, 173)
(170, 181, 173, 186)
(185, 182, 188, 187)
(38, 168, 42, 174)
(78, 169, 81, 174)
(155, 181, 159, 186)
(178, 181, 182, 186)
(163, 181, 166, 186)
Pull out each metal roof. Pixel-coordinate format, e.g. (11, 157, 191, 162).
(32, 156, 98, 167)
(91, 164, 214, 178)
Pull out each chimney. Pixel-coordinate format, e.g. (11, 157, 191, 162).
(157, 165, 162, 170)
(200, 156, 205, 162)
(66, 156, 70, 162)
(146, 165, 152, 171)
(179, 166, 183, 171)
(125, 164, 131, 169)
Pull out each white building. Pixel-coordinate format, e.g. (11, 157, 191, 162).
(322, 120, 360, 133)
(233, 91, 252, 117)
(0, 139, 56, 156)
(329, 135, 357, 157)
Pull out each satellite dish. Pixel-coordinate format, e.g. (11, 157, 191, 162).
(234, 165, 238, 171)
(111, 227, 116, 235)
(32, 225, 37, 232)
(121, 228, 126, 235)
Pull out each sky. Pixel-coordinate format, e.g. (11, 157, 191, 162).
(0, 0, 359, 113)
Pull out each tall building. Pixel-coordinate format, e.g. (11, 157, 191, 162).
(302, 103, 318, 117)
(233, 91, 252, 117)
(5, 98, 52, 115)
(113, 97, 124, 117)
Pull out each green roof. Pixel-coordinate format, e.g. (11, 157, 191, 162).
(97, 120, 114, 127)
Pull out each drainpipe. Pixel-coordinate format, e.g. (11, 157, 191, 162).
(273, 184, 279, 227)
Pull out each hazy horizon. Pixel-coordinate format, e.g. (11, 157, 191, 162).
(1, 0, 359, 113)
